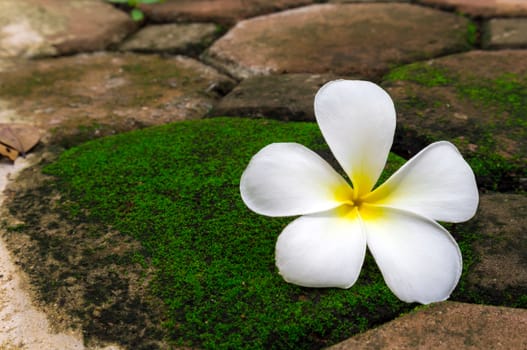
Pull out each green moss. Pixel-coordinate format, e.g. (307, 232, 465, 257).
(465, 21, 478, 47)
(458, 73, 527, 130)
(384, 63, 452, 87)
(44, 117, 416, 349)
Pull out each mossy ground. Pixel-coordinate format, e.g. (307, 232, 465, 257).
(5, 118, 485, 349)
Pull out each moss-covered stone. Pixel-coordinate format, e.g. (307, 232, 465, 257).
(382, 50, 527, 190)
(3, 118, 490, 349)
(5, 118, 415, 349)
(0, 52, 235, 146)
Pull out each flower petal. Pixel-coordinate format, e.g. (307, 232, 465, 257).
(314, 80, 396, 195)
(275, 208, 367, 288)
(366, 141, 479, 222)
(363, 205, 462, 304)
(240, 143, 352, 217)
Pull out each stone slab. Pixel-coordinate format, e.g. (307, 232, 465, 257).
(331, 0, 409, 2)
(209, 74, 342, 121)
(139, 0, 316, 25)
(463, 192, 527, 302)
(203, 3, 471, 80)
(418, 0, 527, 17)
(328, 301, 527, 350)
(119, 23, 218, 56)
(0, 0, 134, 58)
(383, 50, 527, 190)
(0, 53, 235, 147)
(483, 18, 527, 49)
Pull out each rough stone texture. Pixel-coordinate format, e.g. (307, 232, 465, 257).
(483, 18, 527, 49)
(203, 3, 471, 80)
(139, 0, 316, 25)
(331, 0, 409, 2)
(464, 193, 527, 300)
(328, 301, 527, 350)
(383, 50, 527, 189)
(209, 74, 343, 121)
(418, 0, 527, 17)
(0, 53, 235, 146)
(119, 23, 219, 56)
(0, 0, 135, 58)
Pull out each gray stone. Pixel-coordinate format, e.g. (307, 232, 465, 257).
(483, 18, 527, 49)
(0, 0, 135, 58)
(139, 0, 316, 25)
(328, 302, 527, 350)
(202, 3, 471, 80)
(417, 0, 527, 17)
(209, 74, 342, 121)
(0, 53, 235, 146)
(119, 23, 219, 55)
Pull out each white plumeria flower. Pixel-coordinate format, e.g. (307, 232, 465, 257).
(240, 80, 479, 304)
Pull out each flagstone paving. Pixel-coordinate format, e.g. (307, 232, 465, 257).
(119, 23, 219, 56)
(482, 18, 527, 49)
(0, 52, 234, 146)
(464, 193, 527, 302)
(0, 0, 526, 349)
(203, 3, 471, 80)
(139, 0, 316, 25)
(0, 0, 134, 58)
(382, 49, 527, 190)
(418, 0, 527, 17)
(328, 301, 527, 350)
(209, 73, 341, 121)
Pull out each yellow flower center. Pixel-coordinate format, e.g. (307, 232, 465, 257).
(333, 175, 383, 221)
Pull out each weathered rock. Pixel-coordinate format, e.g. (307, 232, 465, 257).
(382, 50, 527, 190)
(0, 0, 135, 58)
(209, 74, 344, 121)
(328, 302, 527, 350)
(331, 0, 409, 2)
(418, 0, 527, 17)
(202, 3, 471, 80)
(119, 23, 219, 56)
(0, 53, 235, 147)
(139, 0, 316, 25)
(462, 192, 527, 303)
(483, 18, 527, 49)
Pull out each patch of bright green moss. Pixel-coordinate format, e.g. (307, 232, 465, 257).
(384, 63, 453, 87)
(44, 117, 418, 349)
